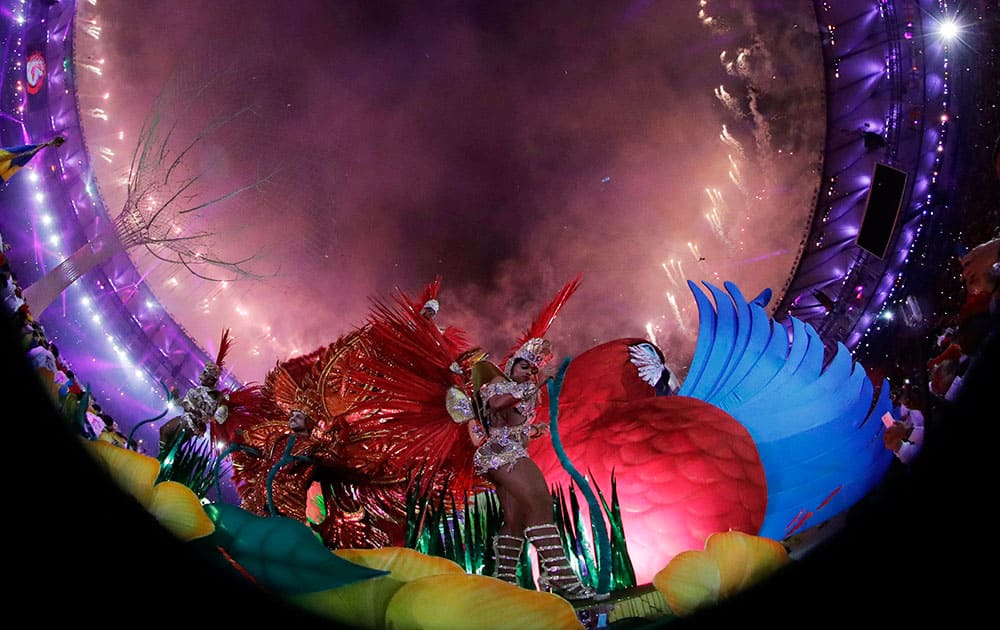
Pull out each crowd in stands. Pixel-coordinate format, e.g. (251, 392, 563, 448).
(878, 226, 999, 465)
(929, 234, 1000, 397)
(1, 230, 133, 450)
(875, 130, 1000, 467)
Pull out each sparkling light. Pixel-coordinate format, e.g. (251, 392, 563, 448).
(936, 17, 960, 41)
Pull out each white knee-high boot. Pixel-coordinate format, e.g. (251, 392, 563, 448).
(523, 524, 601, 602)
(492, 533, 525, 584)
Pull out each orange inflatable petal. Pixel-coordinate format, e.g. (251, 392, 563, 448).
(147, 481, 215, 541)
(653, 548, 722, 616)
(705, 530, 754, 597)
(707, 530, 789, 596)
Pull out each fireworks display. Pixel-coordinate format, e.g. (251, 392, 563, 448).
(73, 0, 824, 384)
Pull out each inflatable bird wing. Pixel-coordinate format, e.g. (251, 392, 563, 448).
(677, 280, 894, 539)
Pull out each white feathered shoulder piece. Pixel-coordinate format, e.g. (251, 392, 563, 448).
(628, 342, 668, 388)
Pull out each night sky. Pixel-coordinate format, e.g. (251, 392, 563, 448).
(76, 0, 826, 383)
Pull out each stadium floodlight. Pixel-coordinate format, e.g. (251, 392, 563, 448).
(936, 16, 960, 42)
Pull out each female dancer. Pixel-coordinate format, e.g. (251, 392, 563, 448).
(472, 337, 602, 602)
(298, 275, 597, 601)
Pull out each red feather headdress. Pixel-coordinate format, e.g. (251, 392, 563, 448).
(215, 328, 233, 368)
(500, 274, 582, 374)
(404, 276, 443, 315)
(200, 328, 233, 385)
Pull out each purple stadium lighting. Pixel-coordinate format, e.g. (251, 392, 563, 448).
(775, 0, 959, 357)
(0, 0, 233, 453)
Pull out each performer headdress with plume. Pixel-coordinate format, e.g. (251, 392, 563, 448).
(200, 328, 233, 387)
(408, 275, 442, 318)
(500, 274, 582, 377)
(505, 337, 553, 377)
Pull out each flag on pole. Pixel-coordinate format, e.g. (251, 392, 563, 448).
(0, 136, 64, 182)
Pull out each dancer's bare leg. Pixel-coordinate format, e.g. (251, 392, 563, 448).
(488, 468, 538, 583)
(489, 458, 598, 601)
(488, 457, 553, 526)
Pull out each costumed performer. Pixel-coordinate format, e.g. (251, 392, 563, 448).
(227, 352, 411, 548)
(158, 329, 235, 455)
(157, 328, 266, 457)
(472, 336, 605, 603)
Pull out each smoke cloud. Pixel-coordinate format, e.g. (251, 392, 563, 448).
(77, 0, 826, 382)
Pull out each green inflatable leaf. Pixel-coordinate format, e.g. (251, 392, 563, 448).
(203, 503, 388, 596)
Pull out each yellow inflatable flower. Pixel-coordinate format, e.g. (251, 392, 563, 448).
(385, 573, 583, 630)
(290, 546, 466, 630)
(653, 530, 789, 616)
(82, 439, 214, 541)
(290, 547, 583, 630)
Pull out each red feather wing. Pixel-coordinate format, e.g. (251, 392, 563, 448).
(213, 383, 270, 446)
(340, 292, 485, 497)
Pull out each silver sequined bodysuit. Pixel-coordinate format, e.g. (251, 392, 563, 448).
(178, 385, 228, 434)
(473, 380, 537, 475)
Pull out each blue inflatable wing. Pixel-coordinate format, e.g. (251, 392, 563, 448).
(678, 280, 894, 539)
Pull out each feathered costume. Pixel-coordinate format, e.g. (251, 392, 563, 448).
(336, 275, 580, 499)
(160, 329, 265, 455)
(226, 276, 580, 549)
(227, 327, 414, 548)
(227, 277, 488, 548)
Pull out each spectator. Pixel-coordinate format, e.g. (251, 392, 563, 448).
(84, 407, 107, 440)
(63, 370, 84, 396)
(27, 339, 57, 373)
(883, 404, 925, 465)
(2, 273, 24, 313)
